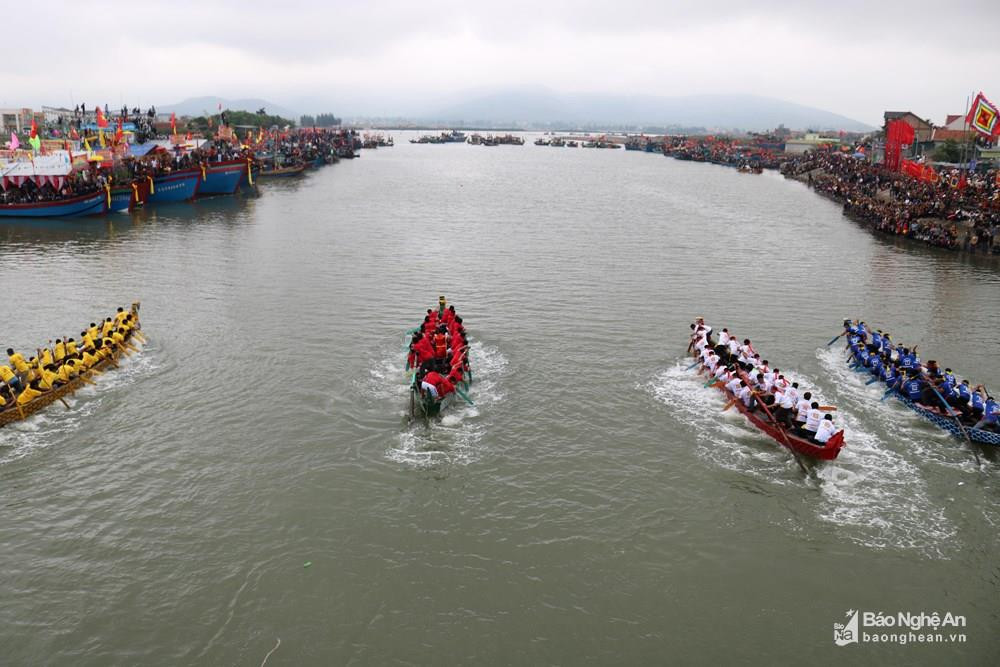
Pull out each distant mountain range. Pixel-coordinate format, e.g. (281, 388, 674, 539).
(423, 91, 874, 132)
(159, 96, 298, 120)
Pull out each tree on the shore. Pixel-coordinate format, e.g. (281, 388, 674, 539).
(933, 139, 962, 163)
(300, 113, 341, 127)
(187, 110, 296, 132)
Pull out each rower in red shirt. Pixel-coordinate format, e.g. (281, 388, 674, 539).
(432, 326, 449, 359)
(411, 334, 435, 365)
(423, 371, 456, 399)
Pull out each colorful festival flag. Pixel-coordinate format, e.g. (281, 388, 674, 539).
(28, 135, 41, 152)
(96, 106, 109, 128)
(966, 91, 999, 137)
(29, 119, 38, 139)
(9, 132, 19, 150)
(170, 112, 177, 134)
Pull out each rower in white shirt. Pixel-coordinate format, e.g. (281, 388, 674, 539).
(737, 382, 756, 409)
(727, 338, 740, 356)
(813, 414, 838, 444)
(725, 376, 742, 395)
(718, 328, 731, 346)
(794, 391, 813, 427)
(803, 402, 823, 434)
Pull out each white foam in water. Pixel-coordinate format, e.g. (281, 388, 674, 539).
(368, 339, 507, 469)
(646, 359, 957, 557)
(0, 342, 158, 466)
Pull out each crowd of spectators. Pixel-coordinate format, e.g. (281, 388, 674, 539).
(781, 151, 1000, 254)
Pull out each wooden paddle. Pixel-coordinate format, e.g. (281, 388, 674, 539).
(826, 331, 847, 346)
(721, 398, 737, 412)
(818, 406, 837, 412)
(928, 383, 981, 467)
(685, 360, 701, 371)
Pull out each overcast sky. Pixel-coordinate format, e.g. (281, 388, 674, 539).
(2, 0, 998, 125)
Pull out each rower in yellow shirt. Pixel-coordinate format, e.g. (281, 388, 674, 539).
(0, 364, 21, 393)
(101, 318, 115, 337)
(38, 366, 60, 390)
(87, 323, 100, 341)
(57, 363, 75, 383)
(66, 338, 78, 356)
(114, 307, 128, 325)
(7, 348, 30, 377)
(16, 381, 45, 406)
(54, 339, 66, 363)
(81, 347, 100, 368)
(40, 348, 54, 368)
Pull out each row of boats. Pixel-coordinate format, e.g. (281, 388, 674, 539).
(0, 129, 364, 219)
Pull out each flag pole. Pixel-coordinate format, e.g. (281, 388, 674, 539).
(962, 91, 972, 168)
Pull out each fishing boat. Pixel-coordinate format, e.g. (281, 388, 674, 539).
(257, 163, 307, 178)
(841, 337, 1000, 447)
(198, 159, 251, 195)
(0, 302, 142, 428)
(148, 168, 201, 203)
(0, 190, 107, 218)
(107, 179, 151, 212)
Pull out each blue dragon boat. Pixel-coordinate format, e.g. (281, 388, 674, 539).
(843, 337, 999, 447)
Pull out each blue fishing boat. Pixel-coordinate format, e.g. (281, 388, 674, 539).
(147, 168, 201, 203)
(198, 160, 247, 196)
(0, 191, 106, 218)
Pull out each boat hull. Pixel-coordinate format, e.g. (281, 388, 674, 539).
(199, 161, 246, 195)
(258, 164, 306, 178)
(148, 170, 201, 203)
(0, 191, 107, 218)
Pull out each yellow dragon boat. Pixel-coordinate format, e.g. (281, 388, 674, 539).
(0, 302, 143, 428)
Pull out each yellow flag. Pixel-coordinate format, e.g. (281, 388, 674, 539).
(98, 129, 106, 148)
(84, 137, 92, 153)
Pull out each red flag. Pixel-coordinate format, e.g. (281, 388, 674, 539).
(957, 172, 967, 190)
(186, 131, 192, 141)
(170, 112, 177, 134)
(70, 127, 80, 140)
(115, 117, 124, 144)
(29, 119, 38, 139)
(96, 107, 108, 128)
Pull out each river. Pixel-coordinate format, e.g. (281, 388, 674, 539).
(1, 133, 998, 665)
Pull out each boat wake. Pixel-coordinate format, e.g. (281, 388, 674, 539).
(646, 360, 957, 557)
(0, 341, 158, 466)
(366, 339, 507, 469)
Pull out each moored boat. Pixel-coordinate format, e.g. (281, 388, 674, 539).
(257, 163, 307, 178)
(148, 168, 201, 203)
(199, 159, 249, 195)
(107, 179, 151, 212)
(0, 190, 107, 218)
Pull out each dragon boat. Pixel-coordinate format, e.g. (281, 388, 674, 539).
(0, 303, 143, 428)
(841, 330, 999, 447)
(405, 297, 472, 420)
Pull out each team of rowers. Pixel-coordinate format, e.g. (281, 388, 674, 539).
(406, 298, 471, 401)
(842, 320, 999, 432)
(0, 306, 142, 413)
(690, 318, 842, 446)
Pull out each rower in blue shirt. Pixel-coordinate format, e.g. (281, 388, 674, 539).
(899, 348, 914, 371)
(870, 330, 883, 352)
(974, 396, 999, 432)
(869, 354, 883, 376)
(881, 334, 892, 355)
(903, 374, 924, 402)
